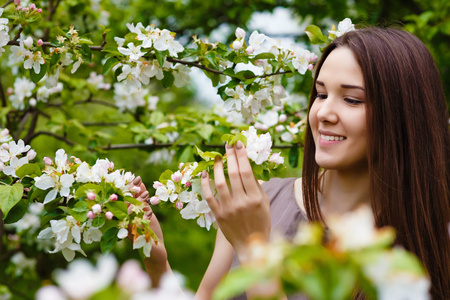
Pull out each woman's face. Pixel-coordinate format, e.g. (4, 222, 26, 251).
(309, 47, 368, 172)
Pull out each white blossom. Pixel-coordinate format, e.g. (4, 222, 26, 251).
(242, 126, 272, 165)
(329, 18, 356, 37)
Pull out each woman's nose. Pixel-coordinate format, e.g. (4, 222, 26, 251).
(316, 97, 338, 124)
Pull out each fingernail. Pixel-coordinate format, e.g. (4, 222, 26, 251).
(226, 142, 233, 149)
(133, 176, 141, 185)
(141, 191, 149, 199)
(236, 140, 243, 149)
(215, 155, 221, 162)
(202, 170, 207, 178)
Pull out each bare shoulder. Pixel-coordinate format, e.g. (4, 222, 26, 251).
(294, 178, 306, 215)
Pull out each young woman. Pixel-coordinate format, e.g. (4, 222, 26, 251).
(133, 27, 450, 299)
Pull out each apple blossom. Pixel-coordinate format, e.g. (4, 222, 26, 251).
(117, 260, 151, 293)
(87, 211, 95, 220)
(329, 18, 356, 37)
(105, 212, 114, 220)
(149, 196, 160, 205)
(44, 156, 52, 165)
(26, 149, 36, 160)
(109, 193, 118, 201)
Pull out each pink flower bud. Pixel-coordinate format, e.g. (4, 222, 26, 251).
(29, 3, 36, 10)
(254, 122, 268, 131)
(175, 201, 183, 210)
(109, 194, 118, 201)
(308, 64, 314, 71)
(178, 162, 184, 169)
(171, 171, 182, 183)
(36, 8, 42, 13)
(92, 203, 102, 214)
(16, 5, 22, 11)
(43, 157, 52, 165)
(1, 129, 9, 136)
(246, 46, 255, 55)
(185, 181, 191, 188)
(6, 87, 13, 95)
(105, 211, 114, 220)
(14, 0, 20, 6)
(87, 211, 95, 219)
(29, 98, 36, 107)
(235, 27, 245, 39)
(153, 181, 163, 189)
(87, 192, 96, 201)
(131, 186, 141, 193)
(278, 114, 287, 123)
(37, 39, 43, 46)
(109, 162, 114, 170)
(232, 40, 243, 50)
(23, 7, 29, 12)
(275, 125, 285, 132)
(24, 187, 30, 192)
(27, 149, 37, 160)
(149, 196, 160, 205)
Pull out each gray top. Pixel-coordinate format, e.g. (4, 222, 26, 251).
(229, 177, 308, 300)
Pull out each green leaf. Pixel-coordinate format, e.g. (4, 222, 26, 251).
(149, 111, 165, 127)
(289, 144, 299, 168)
(162, 71, 174, 88)
(0, 183, 23, 219)
(3, 199, 28, 224)
(305, 25, 327, 45)
(30, 63, 48, 83)
(50, 53, 61, 67)
(192, 160, 214, 176)
(93, 215, 106, 227)
(105, 201, 128, 220)
(80, 44, 92, 63)
(155, 50, 166, 67)
(253, 52, 276, 60)
(100, 227, 119, 254)
(213, 269, 268, 300)
(124, 196, 140, 206)
(102, 57, 119, 75)
(205, 52, 218, 68)
(159, 170, 174, 183)
(15, 163, 42, 178)
(197, 124, 214, 141)
(75, 184, 103, 199)
(67, 200, 89, 223)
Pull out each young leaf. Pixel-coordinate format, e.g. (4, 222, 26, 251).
(305, 25, 327, 45)
(100, 227, 119, 254)
(15, 163, 42, 178)
(0, 183, 23, 219)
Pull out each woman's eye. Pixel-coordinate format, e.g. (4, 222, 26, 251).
(344, 98, 363, 105)
(316, 94, 327, 100)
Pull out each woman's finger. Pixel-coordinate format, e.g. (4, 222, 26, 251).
(235, 141, 260, 196)
(201, 170, 221, 215)
(213, 155, 232, 204)
(225, 143, 246, 197)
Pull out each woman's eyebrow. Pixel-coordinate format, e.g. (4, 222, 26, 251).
(341, 84, 365, 91)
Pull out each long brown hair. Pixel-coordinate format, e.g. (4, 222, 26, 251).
(302, 28, 450, 298)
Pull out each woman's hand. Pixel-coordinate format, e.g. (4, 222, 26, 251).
(201, 141, 271, 261)
(129, 176, 168, 286)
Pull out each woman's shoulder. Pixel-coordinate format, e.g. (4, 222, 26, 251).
(261, 177, 306, 217)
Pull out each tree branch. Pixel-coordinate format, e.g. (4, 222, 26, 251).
(13, 111, 31, 140)
(101, 142, 299, 150)
(23, 111, 39, 144)
(25, 131, 76, 145)
(0, 69, 7, 107)
(0, 209, 3, 256)
(1, 0, 13, 9)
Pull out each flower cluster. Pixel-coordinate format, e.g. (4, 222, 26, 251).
(27, 148, 157, 261)
(112, 22, 189, 92)
(218, 206, 431, 300)
(35, 255, 194, 300)
(222, 27, 318, 119)
(151, 127, 285, 230)
(0, 136, 36, 177)
(0, 8, 10, 55)
(328, 18, 356, 38)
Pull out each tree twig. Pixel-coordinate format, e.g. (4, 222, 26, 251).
(0, 279, 33, 300)
(0, 209, 3, 255)
(23, 111, 39, 144)
(25, 131, 76, 145)
(0, 69, 7, 107)
(1, 0, 13, 9)
(13, 111, 31, 140)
